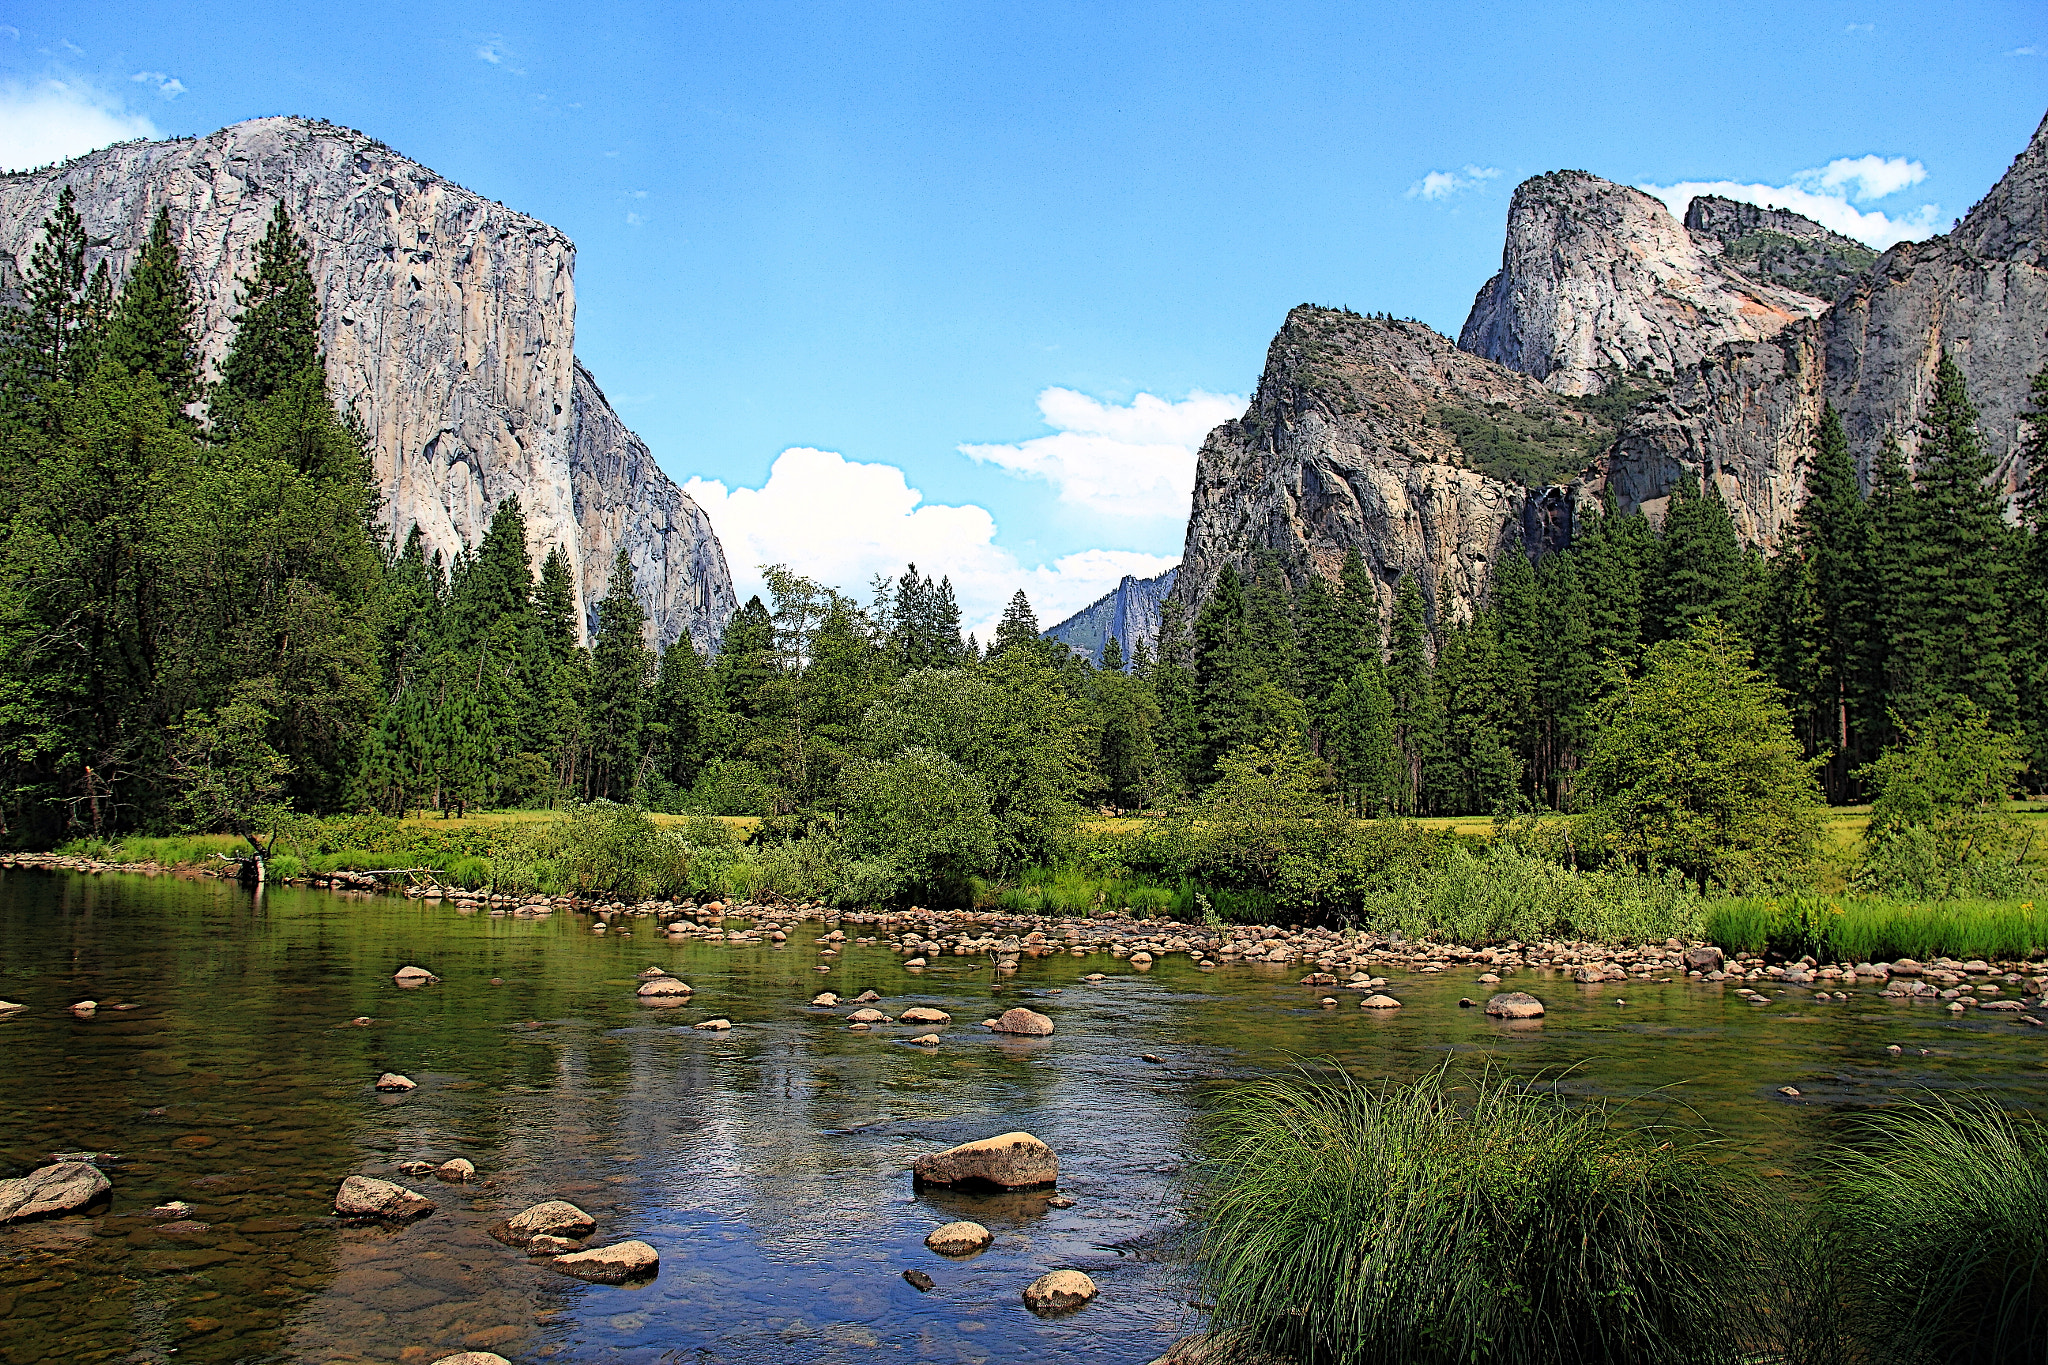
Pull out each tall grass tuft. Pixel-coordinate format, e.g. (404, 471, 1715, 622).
(1194, 1065, 1769, 1365)
(1824, 1093, 2048, 1364)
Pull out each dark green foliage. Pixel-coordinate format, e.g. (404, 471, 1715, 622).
(105, 208, 201, 413)
(1434, 400, 1609, 487)
(586, 551, 651, 800)
(2, 186, 106, 395)
(1196, 1064, 1771, 1365)
(990, 588, 1040, 658)
(1854, 701, 2032, 899)
(535, 545, 578, 656)
(1647, 476, 1745, 640)
(213, 202, 322, 436)
(1386, 574, 1431, 813)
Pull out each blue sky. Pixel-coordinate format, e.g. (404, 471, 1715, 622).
(3, 1, 2043, 636)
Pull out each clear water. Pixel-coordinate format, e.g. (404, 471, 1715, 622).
(2, 868, 2045, 1365)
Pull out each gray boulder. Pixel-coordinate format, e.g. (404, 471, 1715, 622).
(913, 1132, 1058, 1189)
(990, 1007, 1054, 1036)
(333, 1175, 433, 1220)
(1485, 992, 1546, 1019)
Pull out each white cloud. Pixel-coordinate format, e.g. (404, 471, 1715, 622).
(1845, 22, 1874, 33)
(624, 210, 644, 226)
(129, 70, 185, 98)
(685, 447, 1178, 641)
(1641, 154, 1942, 249)
(475, 41, 504, 63)
(2011, 44, 2042, 56)
(0, 79, 155, 172)
(1406, 164, 1500, 201)
(958, 387, 1243, 519)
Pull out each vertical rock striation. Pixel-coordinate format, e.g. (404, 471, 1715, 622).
(0, 116, 733, 650)
(1043, 566, 1178, 665)
(1458, 170, 1826, 396)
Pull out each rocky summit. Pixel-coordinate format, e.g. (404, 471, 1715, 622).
(0, 117, 736, 652)
(1457, 169, 1825, 398)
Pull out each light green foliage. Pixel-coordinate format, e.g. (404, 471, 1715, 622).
(1582, 620, 1824, 891)
(1855, 702, 2034, 898)
(839, 746, 999, 902)
(1197, 1064, 1771, 1365)
(165, 679, 295, 839)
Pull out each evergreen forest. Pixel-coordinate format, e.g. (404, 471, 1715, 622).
(3, 191, 2045, 917)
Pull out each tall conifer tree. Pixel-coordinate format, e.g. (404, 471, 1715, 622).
(105, 207, 201, 413)
(214, 202, 322, 435)
(586, 552, 652, 800)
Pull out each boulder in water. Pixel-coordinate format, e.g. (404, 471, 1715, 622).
(1023, 1269, 1097, 1314)
(333, 1175, 433, 1221)
(552, 1239, 660, 1283)
(913, 1132, 1058, 1189)
(0, 1161, 111, 1223)
(990, 1007, 1053, 1035)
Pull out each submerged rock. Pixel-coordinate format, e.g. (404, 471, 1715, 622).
(636, 977, 692, 997)
(392, 965, 438, 987)
(1359, 995, 1402, 1010)
(1022, 1269, 1098, 1314)
(0, 1161, 111, 1223)
(333, 1175, 433, 1221)
(374, 1072, 417, 1092)
(435, 1158, 476, 1182)
(552, 1239, 660, 1283)
(903, 1268, 936, 1291)
(913, 1132, 1058, 1189)
(430, 1352, 513, 1365)
(898, 1006, 951, 1024)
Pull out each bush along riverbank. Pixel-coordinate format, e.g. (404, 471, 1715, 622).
(1186, 1067, 2048, 1365)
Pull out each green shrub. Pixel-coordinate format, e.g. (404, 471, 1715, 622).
(446, 855, 492, 889)
(1196, 1064, 1771, 1365)
(1825, 1093, 2048, 1363)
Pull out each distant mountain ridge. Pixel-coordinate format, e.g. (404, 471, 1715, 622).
(1044, 567, 1179, 665)
(1168, 104, 2048, 627)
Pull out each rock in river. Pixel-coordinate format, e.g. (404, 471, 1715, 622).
(392, 965, 438, 987)
(431, 1353, 513, 1365)
(1359, 995, 1402, 1010)
(552, 1239, 660, 1283)
(899, 1006, 951, 1024)
(913, 1132, 1059, 1189)
(333, 1175, 433, 1221)
(492, 1199, 596, 1245)
(990, 1007, 1054, 1035)
(0, 1161, 112, 1223)
(1023, 1269, 1098, 1314)
(925, 1220, 993, 1255)
(637, 977, 692, 997)
(375, 1072, 418, 1091)
(1485, 992, 1546, 1019)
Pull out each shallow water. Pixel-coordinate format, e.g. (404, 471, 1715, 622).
(2, 869, 2045, 1365)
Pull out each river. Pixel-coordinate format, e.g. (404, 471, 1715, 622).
(2, 868, 2042, 1364)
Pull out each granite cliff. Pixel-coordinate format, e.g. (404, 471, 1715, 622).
(0, 116, 735, 652)
(1170, 308, 1601, 628)
(1044, 567, 1178, 665)
(1602, 109, 2048, 542)
(1457, 170, 1827, 396)
(1682, 194, 1877, 303)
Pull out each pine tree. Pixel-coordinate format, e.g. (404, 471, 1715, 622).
(1337, 547, 1380, 678)
(1386, 573, 1432, 813)
(105, 208, 201, 413)
(2017, 366, 2048, 782)
(451, 497, 532, 644)
(992, 590, 1040, 657)
(1101, 635, 1125, 673)
(1194, 566, 1258, 775)
(1903, 355, 2016, 723)
(1532, 550, 1598, 806)
(1848, 433, 1916, 755)
(536, 545, 579, 656)
(649, 637, 715, 796)
(1575, 497, 1651, 668)
(213, 202, 322, 435)
(586, 551, 652, 799)
(1648, 475, 1745, 639)
(1775, 405, 1865, 795)
(433, 672, 493, 817)
(3, 185, 101, 395)
(1292, 572, 1344, 709)
(716, 595, 776, 721)
(1150, 599, 1202, 792)
(1330, 659, 1399, 815)
(1426, 612, 1522, 813)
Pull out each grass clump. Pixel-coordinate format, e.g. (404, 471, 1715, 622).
(1824, 1094, 2048, 1363)
(1704, 894, 2047, 961)
(1195, 1064, 1768, 1365)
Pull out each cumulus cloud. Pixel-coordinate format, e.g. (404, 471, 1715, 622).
(1641, 155, 1941, 249)
(1406, 164, 1500, 201)
(958, 387, 1243, 520)
(0, 79, 155, 172)
(129, 70, 185, 98)
(686, 447, 1179, 641)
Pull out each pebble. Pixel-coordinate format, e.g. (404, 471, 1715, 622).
(1778, 1086, 1802, 1097)
(903, 1268, 936, 1291)
(694, 1018, 733, 1031)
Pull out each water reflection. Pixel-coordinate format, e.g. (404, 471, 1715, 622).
(2, 868, 2046, 1363)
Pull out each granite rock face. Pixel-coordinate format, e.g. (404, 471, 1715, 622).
(1459, 170, 1826, 396)
(1171, 308, 1594, 629)
(1605, 109, 2048, 541)
(0, 116, 733, 650)
(1043, 566, 1177, 665)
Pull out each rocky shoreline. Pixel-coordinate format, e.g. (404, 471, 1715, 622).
(8, 853, 2047, 1004)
